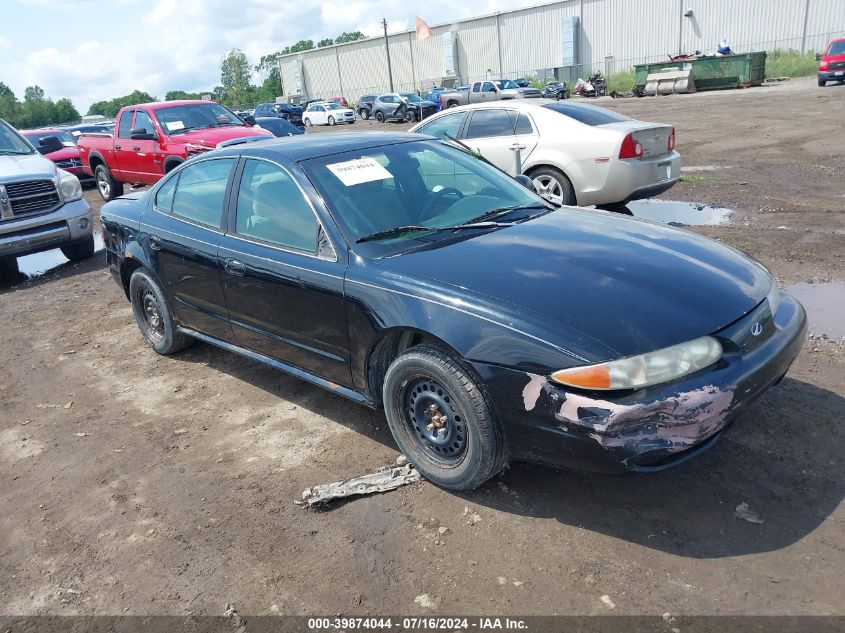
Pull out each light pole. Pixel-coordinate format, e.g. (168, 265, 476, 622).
(383, 18, 395, 92)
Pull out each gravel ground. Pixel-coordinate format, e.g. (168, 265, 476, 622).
(1, 77, 843, 618)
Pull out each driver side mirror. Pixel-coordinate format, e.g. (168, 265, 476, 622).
(815, 53, 822, 61)
(242, 114, 256, 126)
(130, 128, 157, 140)
(37, 135, 63, 154)
(514, 174, 536, 192)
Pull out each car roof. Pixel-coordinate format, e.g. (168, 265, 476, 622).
(136, 100, 220, 110)
(20, 128, 64, 135)
(238, 131, 433, 162)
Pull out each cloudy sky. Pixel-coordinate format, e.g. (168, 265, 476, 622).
(2, 0, 534, 112)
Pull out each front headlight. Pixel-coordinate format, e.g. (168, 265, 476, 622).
(551, 336, 723, 391)
(57, 168, 82, 202)
(767, 278, 780, 316)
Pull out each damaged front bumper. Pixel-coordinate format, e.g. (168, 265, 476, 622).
(473, 293, 807, 474)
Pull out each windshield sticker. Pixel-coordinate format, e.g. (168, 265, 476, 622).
(165, 120, 185, 132)
(327, 157, 394, 186)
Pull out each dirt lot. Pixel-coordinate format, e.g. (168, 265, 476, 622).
(1, 77, 843, 618)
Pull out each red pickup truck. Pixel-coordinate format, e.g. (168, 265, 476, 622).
(78, 100, 273, 200)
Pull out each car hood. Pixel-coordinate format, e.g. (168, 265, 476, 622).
(0, 152, 57, 182)
(45, 146, 81, 161)
(378, 209, 771, 359)
(167, 126, 273, 147)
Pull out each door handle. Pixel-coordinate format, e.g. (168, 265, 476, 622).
(149, 235, 162, 251)
(115, 144, 122, 150)
(223, 258, 246, 276)
(132, 146, 141, 151)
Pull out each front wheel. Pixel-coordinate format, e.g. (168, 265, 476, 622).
(327, 116, 335, 126)
(95, 164, 123, 201)
(818, 77, 826, 87)
(61, 236, 95, 261)
(382, 345, 506, 490)
(360, 109, 370, 120)
(530, 166, 576, 206)
(128, 269, 191, 355)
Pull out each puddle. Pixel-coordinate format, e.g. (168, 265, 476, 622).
(2, 233, 105, 284)
(785, 282, 845, 340)
(622, 200, 733, 226)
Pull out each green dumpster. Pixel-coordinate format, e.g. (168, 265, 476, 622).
(634, 52, 767, 91)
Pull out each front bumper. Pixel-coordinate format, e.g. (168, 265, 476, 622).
(473, 293, 807, 474)
(0, 198, 93, 258)
(819, 70, 845, 82)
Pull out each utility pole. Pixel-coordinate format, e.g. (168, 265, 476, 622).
(383, 18, 395, 92)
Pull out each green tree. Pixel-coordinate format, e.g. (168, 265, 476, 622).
(164, 89, 204, 101)
(86, 90, 156, 117)
(334, 31, 365, 44)
(54, 98, 80, 124)
(220, 48, 255, 107)
(0, 82, 20, 124)
(317, 38, 334, 47)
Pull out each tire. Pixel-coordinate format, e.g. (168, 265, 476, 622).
(360, 109, 370, 120)
(95, 164, 123, 202)
(128, 269, 191, 355)
(304, 118, 312, 127)
(328, 116, 335, 126)
(382, 344, 506, 490)
(529, 166, 576, 206)
(60, 236, 95, 261)
(447, 101, 459, 109)
(375, 111, 385, 123)
(818, 77, 826, 87)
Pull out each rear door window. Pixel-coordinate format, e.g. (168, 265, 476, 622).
(170, 158, 234, 228)
(542, 102, 631, 126)
(465, 109, 515, 139)
(117, 110, 134, 138)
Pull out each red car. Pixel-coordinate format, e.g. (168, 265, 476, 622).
(20, 128, 92, 181)
(77, 100, 273, 200)
(328, 96, 349, 107)
(818, 37, 845, 86)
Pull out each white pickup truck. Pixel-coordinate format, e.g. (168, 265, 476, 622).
(0, 117, 94, 268)
(438, 79, 542, 108)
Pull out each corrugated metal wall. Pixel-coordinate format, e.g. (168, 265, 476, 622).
(279, 0, 845, 103)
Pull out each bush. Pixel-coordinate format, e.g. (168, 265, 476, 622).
(605, 69, 636, 94)
(765, 49, 819, 78)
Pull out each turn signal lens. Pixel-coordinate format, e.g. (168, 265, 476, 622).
(551, 336, 722, 391)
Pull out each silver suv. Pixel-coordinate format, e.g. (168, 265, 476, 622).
(0, 118, 94, 266)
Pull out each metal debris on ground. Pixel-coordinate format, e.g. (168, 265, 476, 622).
(734, 502, 764, 524)
(296, 456, 421, 507)
(224, 602, 247, 633)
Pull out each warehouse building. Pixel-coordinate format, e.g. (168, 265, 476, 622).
(279, 0, 845, 102)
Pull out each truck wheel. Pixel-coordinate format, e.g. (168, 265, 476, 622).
(95, 164, 123, 202)
(382, 344, 506, 491)
(818, 77, 826, 87)
(447, 101, 459, 108)
(529, 166, 576, 206)
(128, 269, 191, 355)
(61, 236, 95, 261)
(375, 111, 385, 123)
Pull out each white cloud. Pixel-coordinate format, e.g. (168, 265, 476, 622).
(0, 36, 12, 50)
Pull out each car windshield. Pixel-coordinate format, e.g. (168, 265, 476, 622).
(0, 120, 35, 154)
(24, 131, 77, 148)
(302, 140, 548, 257)
(154, 103, 245, 134)
(829, 41, 845, 55)
(402, 94, 422, 102)
(542, 102, 632, 126)
(495, 80, 518, 89)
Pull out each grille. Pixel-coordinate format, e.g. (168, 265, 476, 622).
(830, 61, 845, 70)
(4, 179, 61, 218)
(55, 158, 82, 169)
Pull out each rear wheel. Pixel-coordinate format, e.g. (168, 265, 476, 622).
(530, 166, 576, 206)
(360, 109, 370, 120)
(375, 111, 385, 123)
(382, 344, 506, 490)
(61, 236, 95, 261)
(95, 164, 123, 201)
(129, 269, 191, 355)
(303, 118, 312, 127)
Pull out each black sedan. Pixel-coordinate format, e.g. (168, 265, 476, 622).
(100, 132, 806, 490)
(254, 117, 304, 137)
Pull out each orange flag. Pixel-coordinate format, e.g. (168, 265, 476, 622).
(416, 16, 432, 42)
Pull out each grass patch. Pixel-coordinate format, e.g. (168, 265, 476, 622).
(605, 69, 636, 94)
(765, 49, 819, 78)
(679, 174, 712, 183)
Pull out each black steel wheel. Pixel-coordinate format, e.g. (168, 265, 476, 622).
(128, 269, 191, 355)
(383, 344, 506, 490)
